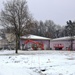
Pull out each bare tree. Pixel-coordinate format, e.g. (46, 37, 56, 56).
(0, 0, 33, 53)
(44, 20, 56, 38)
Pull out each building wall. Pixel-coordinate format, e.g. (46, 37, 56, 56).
(73, 40, 75, 50)
(20, 39, 50, 50)
(0, 39, 16, 49)
(0, 39, 8, 49)
(50, 40, 71, 50)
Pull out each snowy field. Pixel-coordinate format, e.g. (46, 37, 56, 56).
(0, 50, 75, 75)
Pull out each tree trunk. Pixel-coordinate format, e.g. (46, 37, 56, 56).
(18, 36, 20, 49)
(15, 34, 21, 53)
(15, 35, 18, 53)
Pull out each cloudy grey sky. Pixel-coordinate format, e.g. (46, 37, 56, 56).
(0, 0, 75, 26)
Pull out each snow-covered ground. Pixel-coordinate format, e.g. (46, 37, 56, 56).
(0, 50, 75, 75)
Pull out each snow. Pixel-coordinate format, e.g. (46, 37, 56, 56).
(52, 36, 75, 41)
(20, 34, 50, 40)
(0, 50, 75, 75)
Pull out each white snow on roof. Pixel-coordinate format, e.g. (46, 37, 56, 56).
(52, 36, 75, 41)
(21, 35, 50, 40)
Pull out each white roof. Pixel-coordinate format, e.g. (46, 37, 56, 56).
(20, 35, 50, 40)
(52, 36, 75, 41)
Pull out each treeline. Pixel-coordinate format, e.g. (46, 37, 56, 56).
(28, 20, 75, 38)
(28, 20, 64, 38)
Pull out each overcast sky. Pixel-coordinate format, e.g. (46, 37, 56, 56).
(0, 0, 75, 26)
